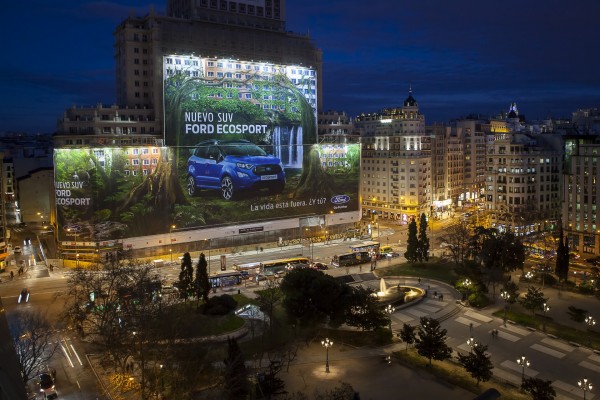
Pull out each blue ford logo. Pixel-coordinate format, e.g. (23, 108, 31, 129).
(331, 195, 350, 204)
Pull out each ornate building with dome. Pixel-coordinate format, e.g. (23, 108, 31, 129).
(355, 89, 432, 222)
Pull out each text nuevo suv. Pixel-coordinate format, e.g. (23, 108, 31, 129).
(187, 139, 286, 200)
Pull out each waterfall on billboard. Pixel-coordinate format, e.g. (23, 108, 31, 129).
(273, 125, 303, 168)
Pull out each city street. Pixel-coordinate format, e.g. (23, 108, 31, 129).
(1, 221, 599, 399)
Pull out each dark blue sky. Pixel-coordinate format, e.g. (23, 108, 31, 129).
(2, 0, 600, 133)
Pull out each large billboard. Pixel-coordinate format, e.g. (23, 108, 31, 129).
(162, 54, 317, 148)
(53, 143, 360, 241)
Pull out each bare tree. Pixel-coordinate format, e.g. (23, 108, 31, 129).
(438, 222, 471, 266)
(9, 311, 59, 383)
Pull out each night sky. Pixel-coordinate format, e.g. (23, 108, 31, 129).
(2, 0, 600, 134)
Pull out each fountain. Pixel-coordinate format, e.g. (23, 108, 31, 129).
(375, 278, 425, 307)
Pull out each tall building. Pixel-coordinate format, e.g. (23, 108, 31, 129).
(356, 90, 431, 222)
(484, 130, 562, 235)
(318, 110, 358, 144)
(562, 135, 600, 255)
(53, 0, 361, 261)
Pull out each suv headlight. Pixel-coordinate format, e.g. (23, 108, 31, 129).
(236, 162, 254, 169)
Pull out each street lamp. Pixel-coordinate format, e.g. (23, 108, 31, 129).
(204, 238, 212, 276)
(76, 253, 80, 268)
(585, 316, 596, 347)
(500, 290, 510, 326)
(385, 304, 394, 332)
(578, 377, 593, 400)
(542, 303, 550, 332)
(517, 354, 530, 385)
(467, 337, 477, 353)
(169, 225, 176, 262)
(321, 338, 333, 373)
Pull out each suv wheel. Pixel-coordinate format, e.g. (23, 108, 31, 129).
(187, 175, 198, 197)
(221, 176, 235, 200)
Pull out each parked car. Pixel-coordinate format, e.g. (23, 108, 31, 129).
(18, 288, 30, 303)
(187, 139, 286, 200)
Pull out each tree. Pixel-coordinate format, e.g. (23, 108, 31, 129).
(62, 261, 167, 376)
(480, 230, 525, 297)
(501, 281, 519, 308)
(256, 280, 283, 330)
(223, 337, 250, 399)
(256, 361, 287, 399)
(404, 217, 419, 263)
(9, 311, 59, 383)
(520, 287, 547, 317)
(417, 213, 430, 262)
(521, 377, 556, 400)
(178, 252, 194, 301)
(414, 317, 452, 366)
(555, 225, 569, 282)
(438, 222, 471, 266)
(457, 344, 493, 385)
(194, 252, 211, 304)
(343, 286, 388, 332)
(398, 323, 416, 351)
(279, 268, 344, 325)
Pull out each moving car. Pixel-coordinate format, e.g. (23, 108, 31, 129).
(18, 288, 30, 303)
(187, 139, 286, 200)
(311, 262, 329, 270)
(13, 245, 21, 253)
(38, 372, 56, 396)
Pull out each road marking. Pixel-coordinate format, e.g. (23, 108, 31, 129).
(415, 304, 442, 313)
(589, 353, 600, 364)
(495, 330, 520, 342)
(541, 338, 576, 353)
(404, 308, 429, 318)
(579, 360, 600, 373)
(530, 343, 566, 359)
(392, 314, 414, 323)
(492, 368, 521, 386)
(499, 324, 531, 336)
(464, 310, 493, 323)
(61, 344, 74, 368)
(71, 344, 83, 366)
(553, 380, 593, 399)
(500, 360, 539, 377)
(455, 316, 481, 328)
(456, 343, 492, 356)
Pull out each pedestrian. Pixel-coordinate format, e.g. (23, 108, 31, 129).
(10, 270, 13, 280)
(439, 294, 443, 301)
(434, 291, 437, 298)
(418, 277, 421, 284)
(425, 289, 428, 297)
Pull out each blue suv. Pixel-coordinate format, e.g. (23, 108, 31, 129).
(187, 139, 286, 200)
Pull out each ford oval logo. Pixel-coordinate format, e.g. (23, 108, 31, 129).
(331, 195, 350, 204)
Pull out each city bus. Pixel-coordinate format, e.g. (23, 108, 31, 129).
(209, 270, 243, 287)
(333, 251, 371, 268)
(261, 257, 310, 275)
(349, 241, 380, 253)
(233, 257, 310, 276)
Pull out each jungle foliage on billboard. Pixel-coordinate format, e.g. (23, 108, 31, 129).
(53, 143, 360, 241)
(162, 54, 318, 148)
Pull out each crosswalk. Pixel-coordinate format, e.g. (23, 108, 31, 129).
(448, 313, 599, 399)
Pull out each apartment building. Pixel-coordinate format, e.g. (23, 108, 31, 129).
(485, 131, 562, 235)
(356, 90, 431, 222)
(318, 110, 359, 144)
(563, 135, 600, 255)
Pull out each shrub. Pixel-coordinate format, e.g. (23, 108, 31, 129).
(467, 292, 490, 308)
(373, 327, 393, 346)
(204, 294, 238, 315)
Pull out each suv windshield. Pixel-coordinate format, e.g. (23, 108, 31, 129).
(221, 143, 267, 157)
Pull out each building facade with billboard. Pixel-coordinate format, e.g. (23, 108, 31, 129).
(54, 0, 361, 260)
